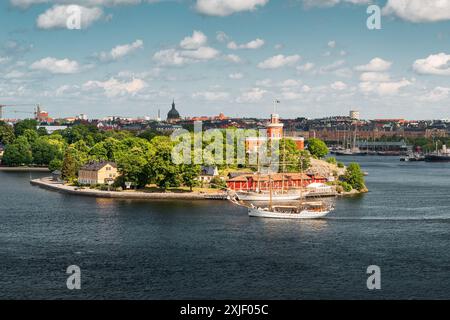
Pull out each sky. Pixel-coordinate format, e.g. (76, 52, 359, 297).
(0, 0, 450, 120)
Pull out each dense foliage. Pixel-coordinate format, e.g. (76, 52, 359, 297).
(343, 162, 366, 191)
(307, 138, 329, 159)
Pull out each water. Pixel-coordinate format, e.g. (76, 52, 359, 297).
(1, 157, 450, 299)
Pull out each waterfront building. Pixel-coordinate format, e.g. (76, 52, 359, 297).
(198, 166, 219, 184)
(226, 173, 327, 192)
(78, 161, 118, 185)
(167, 100, 181, 123)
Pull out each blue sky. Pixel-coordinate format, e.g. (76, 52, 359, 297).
(1, 0, 450, 120)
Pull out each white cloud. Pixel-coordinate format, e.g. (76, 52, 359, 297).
(181, 46, 220, 60)
(180, 30, 208, 50)
(382, 0, 450, 23)
(296, 62, 315, 72)
(413, 53, 450, 76)
(227, 38, 265, 50)
(83, 77, 146, 97)
(303, 0, 370, 8)
(11, 0, 142, 9)
(274, 44, 284, 50)
(153, 47, 220, 66)
(216, 31, 230, 43)
(331, 81, 347, 90)
(355, 58, 392, 72)
(229, 73, 244, 79)
(192, 91, 230, 101)
(36, 5, 103, 29)
(153, 31, 220, 66)
(258, 54, 301, 69)
(98, 39, 143, 61)
(280, 79, 301, 87)
(328, 40, 336, 48)
(195, 0, 269, 16)
(359, 79, 411, 95)
(359, 72, 391, 82)
(224, 54, 242, 63)
(30, 57, 80, 74)
(237, 87, 267, 103)
(0, 57, 11, 64)
(421, 87, 450, 102)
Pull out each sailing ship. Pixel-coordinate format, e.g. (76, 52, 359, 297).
(247, 175, 334, 219)
(332, 125, 366, 156)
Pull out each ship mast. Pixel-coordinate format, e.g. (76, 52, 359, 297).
(269, 174, 273, 211)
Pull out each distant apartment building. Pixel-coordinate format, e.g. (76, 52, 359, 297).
(78, 161, 119, 185)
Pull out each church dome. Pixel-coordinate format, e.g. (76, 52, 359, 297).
(167, 100, 180, 120)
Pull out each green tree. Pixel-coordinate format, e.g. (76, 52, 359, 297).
(14, 119, 38, 136)
(307, 138, 329, 159)
(279, 138, 300, 172)
(89, 142, 109, 162)
(61, 147, 78, 182)
(298, 150, 311, 171)
(31, 137, 64, 166)
(0, 122, 15, 145)
(23, 129, 39, 144)
(147, 136, 181, 190)
(2, 136, 33, 166)
(210, 176, 227, 189)
(49, 159, 63, 172)
(343, 162, 366, 191)
(115, 146, 151, 188)
(181, 164, 200, 191)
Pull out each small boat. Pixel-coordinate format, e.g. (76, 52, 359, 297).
(400, 153, 425, 162)
(248, 202, 333, 220)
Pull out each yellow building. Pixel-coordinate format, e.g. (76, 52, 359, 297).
(78, 161, 119, 185)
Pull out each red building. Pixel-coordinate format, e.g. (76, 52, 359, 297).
(226, 173, 327, 191)
(246, 113, 305, 152)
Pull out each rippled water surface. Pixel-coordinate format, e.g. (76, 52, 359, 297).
(1, 157, 450, 299)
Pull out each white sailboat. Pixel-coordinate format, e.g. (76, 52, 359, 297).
(248, 155, 334, 220)
(248, 202, 332, 219)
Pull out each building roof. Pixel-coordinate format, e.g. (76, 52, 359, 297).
(227, 173, 312, 182)
(80, 161, 117, 171)
(167, 100, 180, 120)
(200, 165, 218, 176)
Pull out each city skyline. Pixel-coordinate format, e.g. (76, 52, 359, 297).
(1, 0, 450, 120)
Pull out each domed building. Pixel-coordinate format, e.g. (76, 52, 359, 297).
(167, 100, 181, 123)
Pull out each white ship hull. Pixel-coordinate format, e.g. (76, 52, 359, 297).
(248, 207, 330, 220)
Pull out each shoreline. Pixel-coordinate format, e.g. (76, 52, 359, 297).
(30, 177, 229, 201)
(0, 166, 50, 172)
